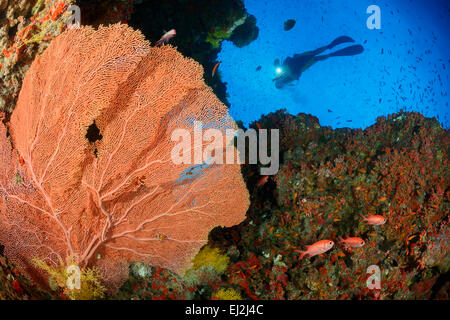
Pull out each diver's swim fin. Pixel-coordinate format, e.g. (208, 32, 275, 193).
(327, 44, 364, 57)
(328, 36, 355, 49)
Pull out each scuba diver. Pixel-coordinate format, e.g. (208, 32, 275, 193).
(273, 36, 364, 89)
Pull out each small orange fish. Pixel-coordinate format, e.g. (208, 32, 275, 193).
(295, 240, 334, 259)
(254, 121, 263, 130)
(378, 196, 387, 202)
(256, 175, 269, 188)
(333, 218, 341, 222)
(339, 236, 365, 248)
(155, 29, 176, 46)
(212, 61, 221, 77)
(361, 214, 386, 225)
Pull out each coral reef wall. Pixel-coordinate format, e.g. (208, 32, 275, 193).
(210, 110, 448, 299)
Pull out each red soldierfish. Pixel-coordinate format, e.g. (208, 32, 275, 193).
(155, 29, 176, 46)
(295, 240, 334, 259)
(339, 236, 365, 248)
(361, 214, 386, 225)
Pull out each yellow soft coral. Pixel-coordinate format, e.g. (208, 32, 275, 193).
(213, 288, 242, 300)
(191, 246, 229, 274)
(32, 258, 106, 300)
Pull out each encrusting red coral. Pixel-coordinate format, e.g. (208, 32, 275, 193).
(0, 23, 249, 293)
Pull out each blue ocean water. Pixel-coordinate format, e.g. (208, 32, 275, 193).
(218, 0, 449, 129)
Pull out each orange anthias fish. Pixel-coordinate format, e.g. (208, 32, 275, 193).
(339, 236, 365, 248)
(361, 214, 386, 225)
(295, 240, 334, 259)
(155, 29, 176, 46)
(212, 61, 221, 77)
(254, 121, 263, 130)
(256, 175, 269, 188)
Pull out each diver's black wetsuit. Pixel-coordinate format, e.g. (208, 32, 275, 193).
(274, 36, 364, 88)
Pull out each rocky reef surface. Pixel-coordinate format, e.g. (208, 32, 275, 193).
(214, 110, 449, 300)
(0, 0, 73, 113)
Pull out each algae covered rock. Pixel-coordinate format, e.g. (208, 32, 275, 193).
(229, 14, 259, 48)
(0, 0, 75, 113)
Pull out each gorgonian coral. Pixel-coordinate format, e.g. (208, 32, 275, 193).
(0, 23, 249, 292)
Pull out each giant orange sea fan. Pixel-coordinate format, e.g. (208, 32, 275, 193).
(0, 24, 249, 292)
